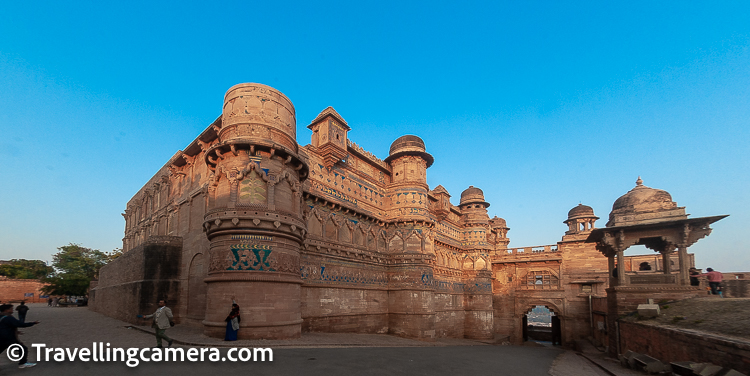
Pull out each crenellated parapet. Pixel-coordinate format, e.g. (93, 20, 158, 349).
(347, 140, 388, 171)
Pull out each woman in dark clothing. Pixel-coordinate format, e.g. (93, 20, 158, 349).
(225, 300, 241, 341)
(689, 268, 701, 287)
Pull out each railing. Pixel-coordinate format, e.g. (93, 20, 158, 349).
(505, 245, 558, 255)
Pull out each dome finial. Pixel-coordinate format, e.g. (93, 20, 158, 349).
(636, 176, 643, 186)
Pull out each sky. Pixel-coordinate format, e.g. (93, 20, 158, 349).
(0, 1, 748, 271)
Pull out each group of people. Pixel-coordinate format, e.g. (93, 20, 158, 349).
(0, 303, 40, 369)
(690, 267, 724, 295)
(135, 297, 242, 348)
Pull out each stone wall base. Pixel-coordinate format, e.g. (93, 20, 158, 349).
(89, 236, 182, 324)
(619, 320, 750, 375)
(203, 319, 302, 339)
(303, 313, 388, 333)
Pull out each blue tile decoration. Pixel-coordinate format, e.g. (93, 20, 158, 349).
(227, 244, 275, 271)
(300, 258, 387, 287)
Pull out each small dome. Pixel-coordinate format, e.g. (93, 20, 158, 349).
(460, 186, 489, 207)
(490, 216, 508, 228)
(568, 204, 595, 219)
(607, 177, 687, 227)
(389, 135, 425, 155)
(384, 135, 434, 167)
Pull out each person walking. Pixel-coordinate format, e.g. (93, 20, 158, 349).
(225, 298, 241, 341)
(702, 267, 723, 295)
(0, 304, 40, 369)
(15, 302, 29, 323)
(137, 300, 174, 348)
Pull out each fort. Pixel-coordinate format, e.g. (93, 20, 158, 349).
(89, 83, 728, 346)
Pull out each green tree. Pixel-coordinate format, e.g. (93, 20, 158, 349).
(42, 244, 118, 296)
(0, 259, 53, 279)
(107, 248, 123, 261)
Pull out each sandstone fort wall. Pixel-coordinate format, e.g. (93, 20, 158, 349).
(90, 236, 182, 324)
(0, 278, 47, 303)
(90, 83, 715, 346)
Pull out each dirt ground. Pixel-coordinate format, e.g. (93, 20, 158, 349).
(622, 297, 750, 340)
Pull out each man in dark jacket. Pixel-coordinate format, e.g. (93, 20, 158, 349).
(16, 302, 29, 323)
(0, 304, 40, 368)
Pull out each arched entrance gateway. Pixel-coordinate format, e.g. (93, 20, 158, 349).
(586, 177, 727, 357)
(522, 305, 562, 346)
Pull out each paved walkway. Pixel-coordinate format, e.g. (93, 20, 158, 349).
(0, 304, 639, 375)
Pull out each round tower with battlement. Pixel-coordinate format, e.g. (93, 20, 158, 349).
(382, 135, 437, 339)
(457, 186, 494, 339)
(384, 135, 434, 225)
(201, 83, 309, 339)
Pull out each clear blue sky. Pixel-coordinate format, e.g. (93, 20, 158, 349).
(1, 1, 748, 271)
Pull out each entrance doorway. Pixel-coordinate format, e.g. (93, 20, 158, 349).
(523, 305, 561, 345)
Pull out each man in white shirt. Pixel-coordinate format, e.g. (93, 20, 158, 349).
(137, 300, 174, 347)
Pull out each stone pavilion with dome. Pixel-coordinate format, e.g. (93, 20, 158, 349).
(89, 83, 727, 347)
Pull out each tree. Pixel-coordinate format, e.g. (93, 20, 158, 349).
(42, 244, 119, 296)
(107, 248, 123, 261)
(0, 259, 53, 279)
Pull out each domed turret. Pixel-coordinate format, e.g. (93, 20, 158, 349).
(489, 216, 507, 229)
(568, 204, 595, 220)
(460, 186, 490, 208)
(384, 135, 434, 167)
(489, 216, 510, 250)
(606, 177, 687, 227)
(385, 135, 432, 189)
(564, 203, 598, 238)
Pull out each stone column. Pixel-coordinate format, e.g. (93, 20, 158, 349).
(616, 250, 626, 286)
(662, 252, 671, 274)
(677, 246, 689, 285)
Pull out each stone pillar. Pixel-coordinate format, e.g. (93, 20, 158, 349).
(662, 252, 671, 274)
(608, 255, 616, 285)
(616, 250, 626, 286)
(677, 246, 689, 285)
(463, 269, 493, 339)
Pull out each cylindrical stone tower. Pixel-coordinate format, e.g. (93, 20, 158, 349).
(201, 83, 309, 339)
(459, 186, 494, 339)
(384, 135, 437, 339)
